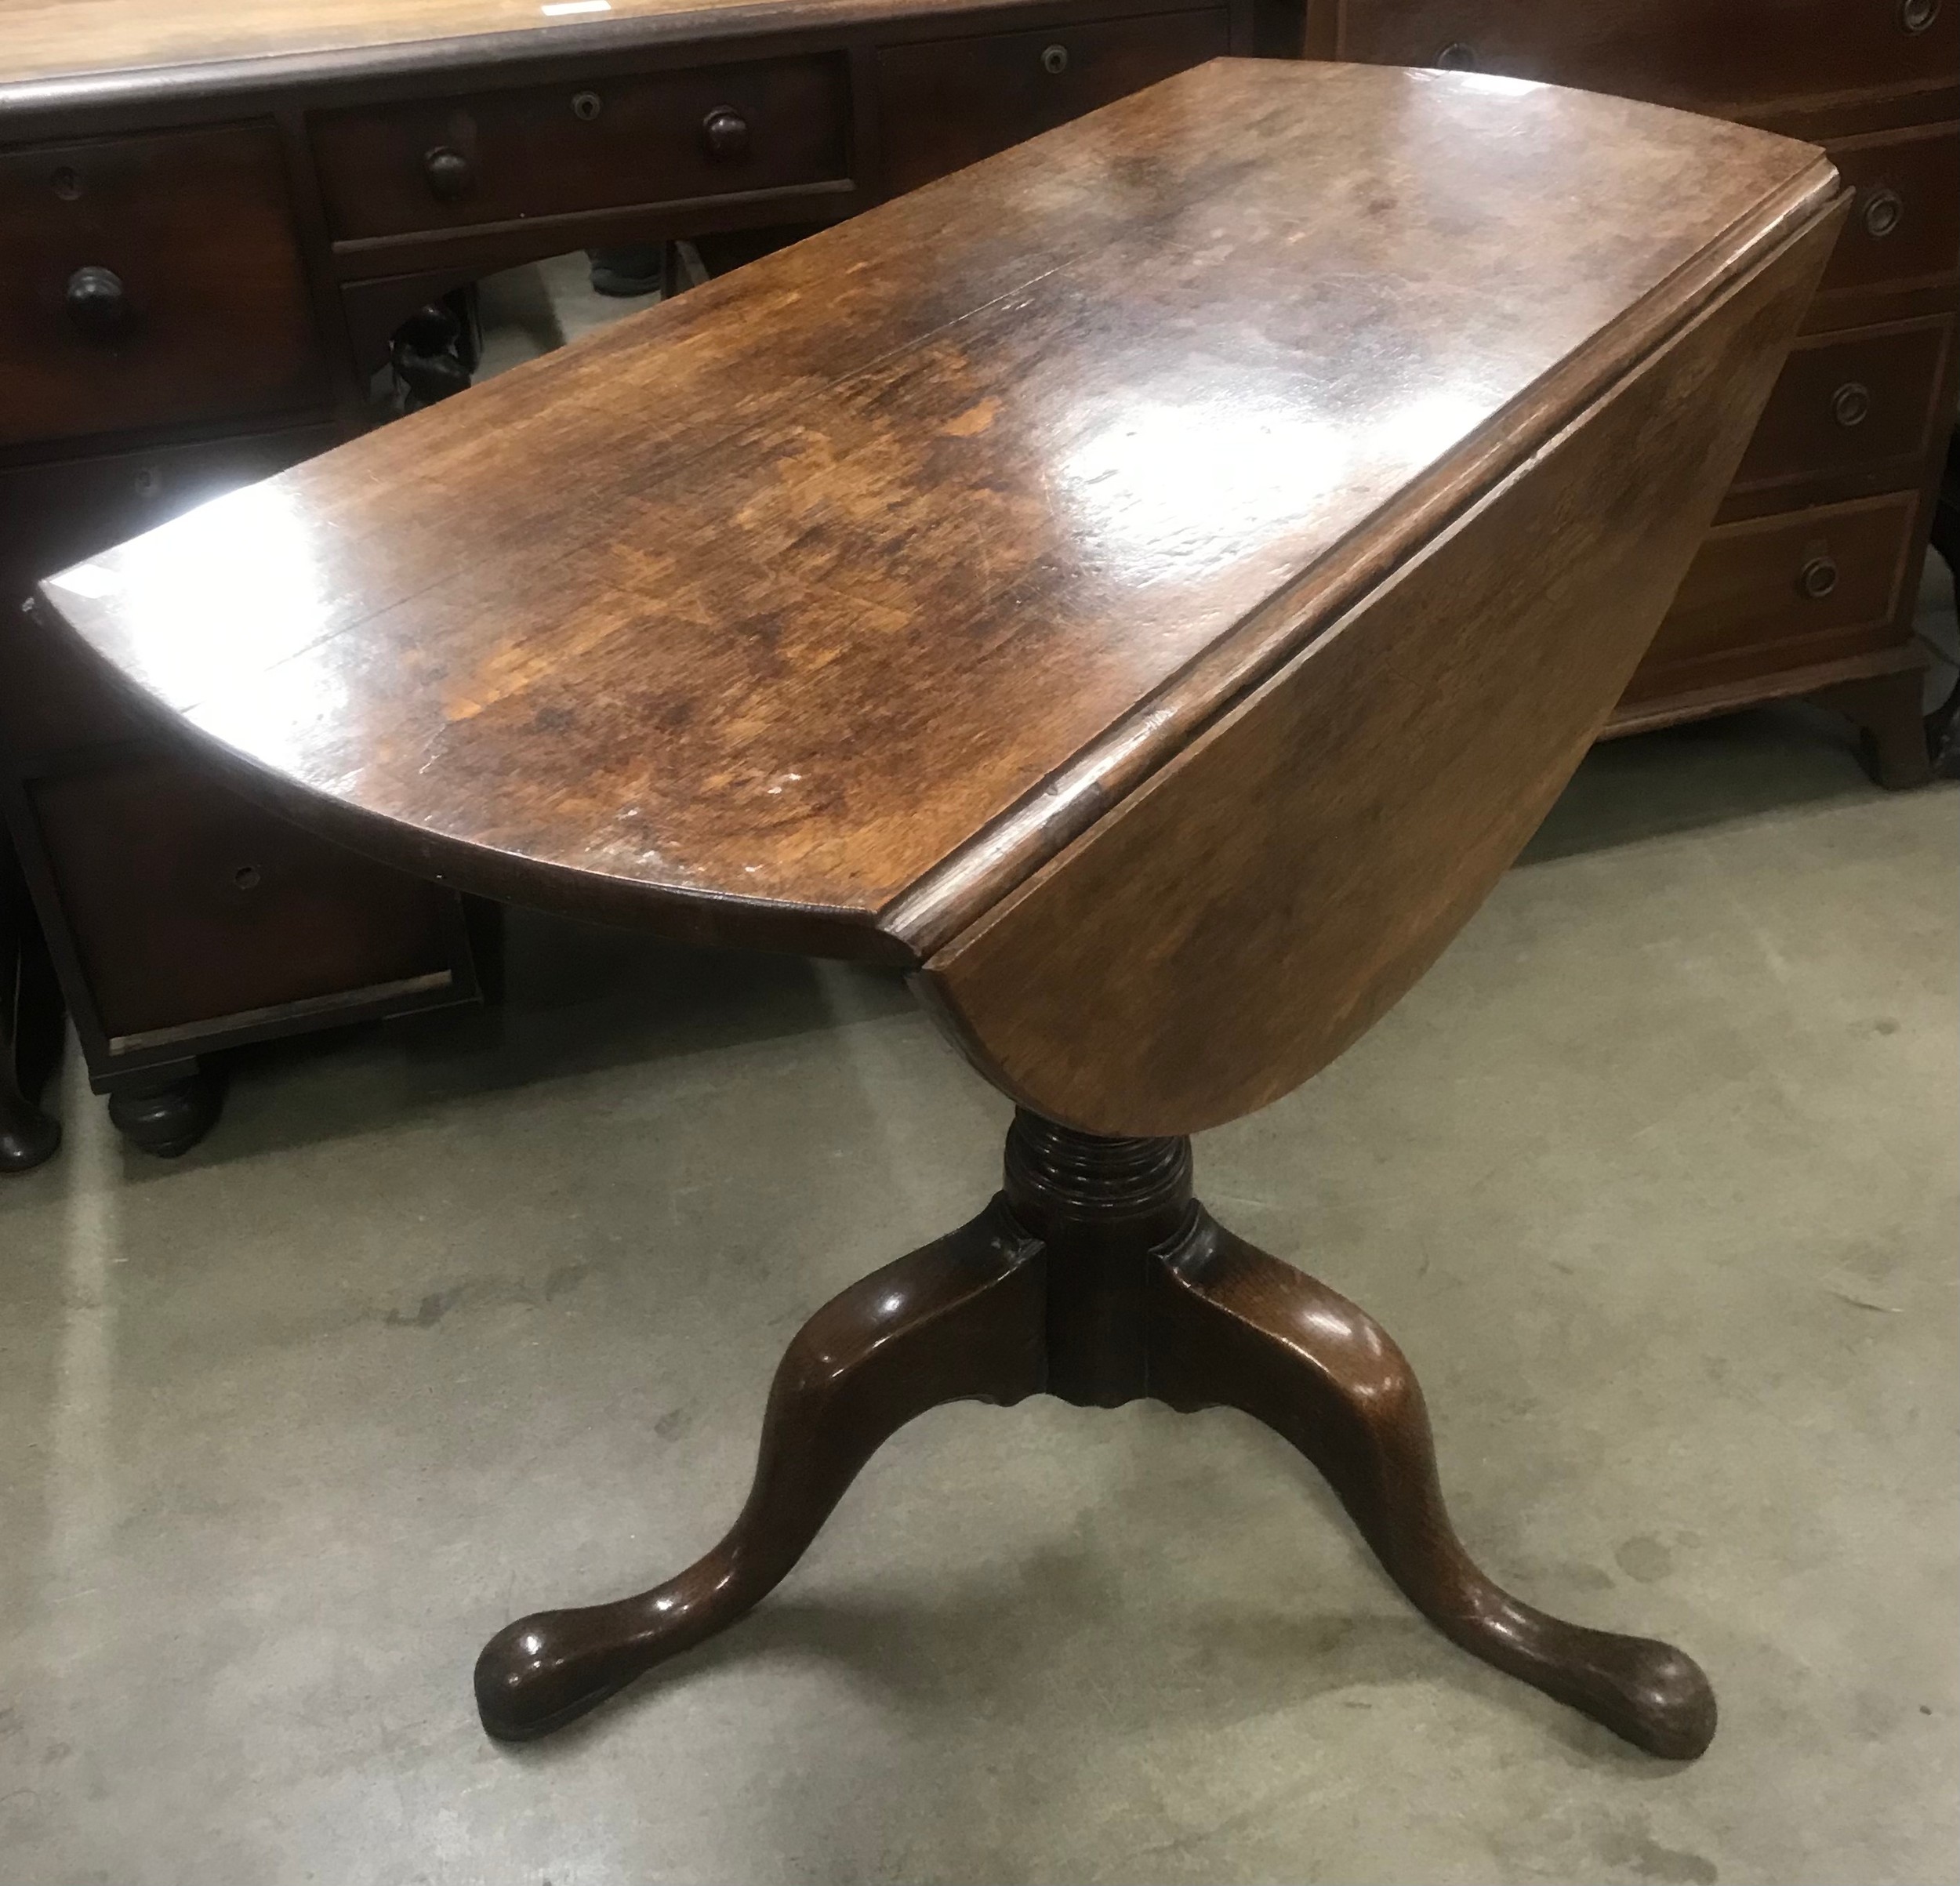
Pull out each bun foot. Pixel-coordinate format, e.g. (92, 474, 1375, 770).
(107, 1068, 220, 1158)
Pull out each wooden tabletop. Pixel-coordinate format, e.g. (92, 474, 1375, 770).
(40, 60, 1834, 966)
(0, 0, 989, 91)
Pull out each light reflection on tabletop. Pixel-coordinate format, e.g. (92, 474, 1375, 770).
(34, 62, 1828, 929)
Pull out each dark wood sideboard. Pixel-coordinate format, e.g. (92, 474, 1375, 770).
(0, 0, 1271, 1152)
(2, 0, 1955, 1157)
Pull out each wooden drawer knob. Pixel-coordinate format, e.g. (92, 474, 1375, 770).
(1900, 0, 1940, 32)
(65, 265, 129, 339)
(1041, 43, 1070, 74)
(1434, 42, 1478, 69)
(1831, 381, 1871, 428)
(423, 146, 474, 201)
(1799, 556, 1839, 600)
(1863, 187, 1904, 238)
(702, 107, 750, 162)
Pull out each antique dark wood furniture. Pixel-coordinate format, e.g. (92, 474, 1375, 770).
(35, 62, 1842, 1757)
(4, 1, 1952, 1160)
(1310, 2, 1960, 786)
(1, 0, 1262, 1155)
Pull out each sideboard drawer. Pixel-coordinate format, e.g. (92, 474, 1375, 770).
(27, 752, 458, 1047)
(311, 54, 851, 241)
(1819, 123, 1960, 299)
(1733, 316, 1951, 492)
(1331, 0, 1959, 117)
(877, 10, 1231, 198)
(1635, 493, 1918, 680)
(0, 125, 328, 448)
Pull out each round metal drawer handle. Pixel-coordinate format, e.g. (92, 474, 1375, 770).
(1798, 556, 1839, 600)
(571, 89, 603, 121)
(423, 146, 474, 201)
(233, 865, 263, 892)
(132, 466, 163, 500)
(1900, 0, 1940, 33)
(701, 106, 751, 162)
(1831, 381, 1871, 428)
(1434, 42, 1478, 69)
(65, 265, 129, 339)
(1041, 43, 1069, 74)
(50, 165, 82, 201)
(1863, 187, 1904, 238)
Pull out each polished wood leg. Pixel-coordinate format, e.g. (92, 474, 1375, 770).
(1149, 1216, 1717, 1759)
(105, 1062, 221, 1159)
(475, 1203, 1046, 1739)
(478, 1112, 1715, 1757)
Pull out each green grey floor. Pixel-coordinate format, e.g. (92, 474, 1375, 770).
(2, 700, 1954, 1886)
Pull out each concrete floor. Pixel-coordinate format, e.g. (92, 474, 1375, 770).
(1, 698, 1954, 1884)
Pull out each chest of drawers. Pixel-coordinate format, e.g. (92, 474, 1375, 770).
(1306, 0, 1959, 780)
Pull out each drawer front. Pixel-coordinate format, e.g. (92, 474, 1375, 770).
(1820, 123, 1960, 300)
(0, 125, 328, 449)
(0, 428, 337, 762)
(29, 752, 456, 1046)
(1331, 0, 1959, 117)
(1632, 493, 1918, 684)
(312, 55, 851, 241)
(1733, 317, 1951, 491)
(877, 10, 1232, 198)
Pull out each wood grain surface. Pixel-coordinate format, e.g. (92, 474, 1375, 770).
(916, 195, 1844, 1133)
(0, 0, 973, 89)
(38, 61, 1838, 969)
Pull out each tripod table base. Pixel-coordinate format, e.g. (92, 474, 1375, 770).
(475, 1112, 1715, 1759)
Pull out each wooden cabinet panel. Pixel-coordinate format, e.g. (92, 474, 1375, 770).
(1817, 122, 1960, 301)
(0, 426, 336, 609)
(0, 430, 337, 763)
(1628, 493, 1918, 690)
(876, 9, 1231, 198)
(311, 54, 851, 241)
(1733, 315, 1951, 494)
(28, 753, 458, 1047)
(1329, 0, 1959, 120)
(0, 125, 329, 449)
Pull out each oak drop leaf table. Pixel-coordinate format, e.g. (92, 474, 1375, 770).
(35, 60, 1846, 1761)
